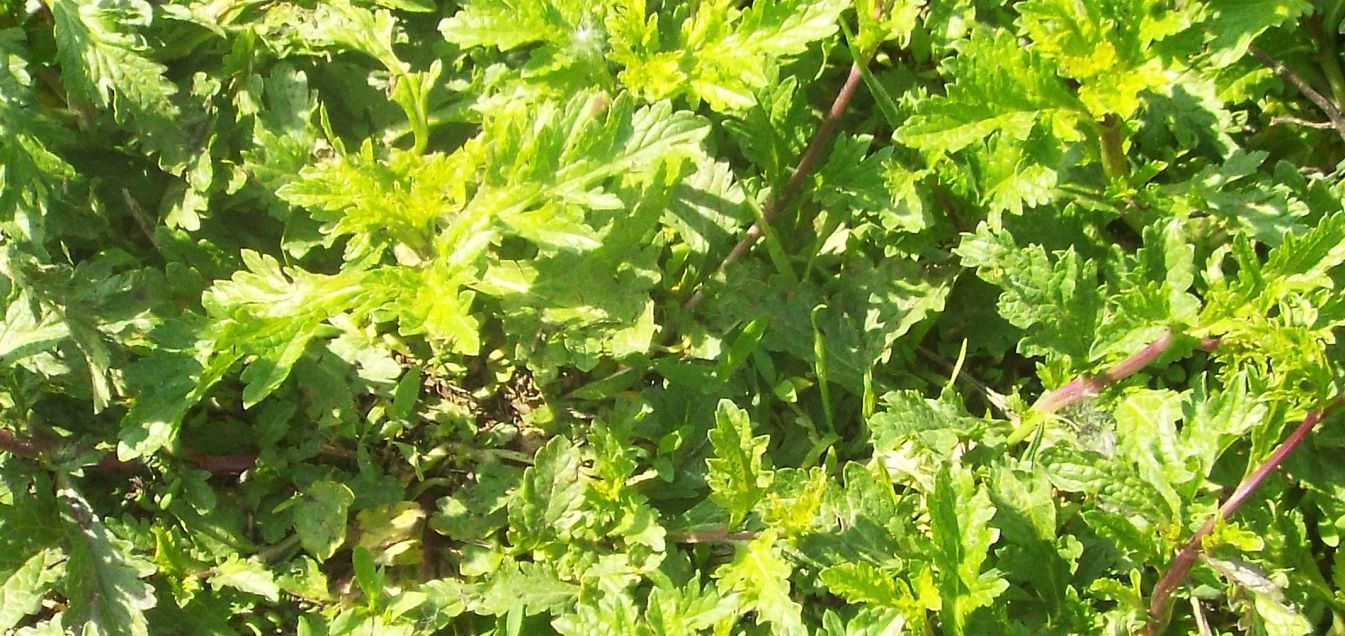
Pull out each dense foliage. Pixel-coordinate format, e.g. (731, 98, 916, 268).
(3, 0, 1345, 633)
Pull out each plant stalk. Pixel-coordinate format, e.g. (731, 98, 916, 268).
(1032, 331, 1220, 414)
(1097, 113, 1129, 182)
(681, 60, 868, 314)
(1249, 45, 1345, 143)
(0, 428, 256, 475)
(1306, 14, 1345, 110)
(667, 527, 761, 544)
(1143, 399, 1345, 635)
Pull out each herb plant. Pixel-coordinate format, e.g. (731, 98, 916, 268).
(2, 0, 1345, 634)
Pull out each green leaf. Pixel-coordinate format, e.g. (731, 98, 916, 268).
(277, 143, 470, 263)
(868, 390, 984, 459)
(57, 478, 157, 636)
(1179, 373, 1265, 481)
(293, 480, 355, 561)
(376, 264, 482, 356)
(714, 530, 805, 635)
(896, 30, 1083, 156)
(1092, 220, 1203, 360)
(439, 0, 586, 51)
(799, 461, 910, 567)
(297, 0, 407, 73)
(978, 135, 1058, 220)
(853, 0, 925, 52)
(474, 561, 578, 616)
(1202, 0, 1313, 66)
(813, 134, 895, 218)
(715, 256, 952, 395)
(488, 247, 660, 374)
(355, 501, 426, 567)
(463, 94, 709, 249)
(209, 555, 281, 603)
(1203, 556, 1313, 636)
(929, 465, 1007, 636)
(1263, 212, 1345, 289)
(1040, 444, 1174, 533)
(664, 158, 750, 263)
(390, 60, 442, 154)
(0, 470, 61, 576)
(1198, 214, 1345, 398)
(985, 462, 1077, 618)
(705, 399, 774, 526)
(415, 578, 469, 631)
(646, 579, 736, 633)
(819, 562, 908, 606)
(552, 588, 643, 635)
(508, 436, 586, 552)
(351, 545, 382, 604)
(1112, 389, 1188, 512)
(117, 343, 203, 460)
(1016, 0, 1179, 117)
(726, 0, 848, 57)
(0, 31, 75, 247)
(611, 0, 848, 111)
(239, 64, 321, 197)
(0, 290, 68, 366)
(0, 548, 65, 632)
(954, 223, 1102, 365)
(202, 251, 374, 407)
(48, 0, 187, 169)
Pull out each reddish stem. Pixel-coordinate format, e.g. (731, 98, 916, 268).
(667, 527, 762, 544)
(182, 450, 257, 475)
(0, 429, 51, 459)
(1033, 331, 1220, 414)
(0, 428, 255, 475)
(682, 60, 868, 313)
(1143, 399, 1344, 634)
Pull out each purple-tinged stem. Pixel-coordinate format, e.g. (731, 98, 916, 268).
(1034, 330, 1175, 413)
(667, 528, 762, 544)
(682, 61, 868, 313)
(1032, 332, 1220, 414)
(1143, 399, 1344, 635)
(0, 428, 255, 476)
(0, 429, 49, 460)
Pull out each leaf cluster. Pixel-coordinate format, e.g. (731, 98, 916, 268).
(2, 0, 1345, 634)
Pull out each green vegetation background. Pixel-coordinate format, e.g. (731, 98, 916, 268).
(2, 0, 1345, 634)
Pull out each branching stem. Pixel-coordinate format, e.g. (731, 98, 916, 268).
(1143, 399, 1345, 635)
(1032, 331, 1342, 633)
(1249, 45, 1345, 143)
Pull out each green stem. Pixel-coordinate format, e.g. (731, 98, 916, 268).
(1317, 53, 1345, 110)
(1308, 15, 1345, 108)
(1097, 114, 1128, 183)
